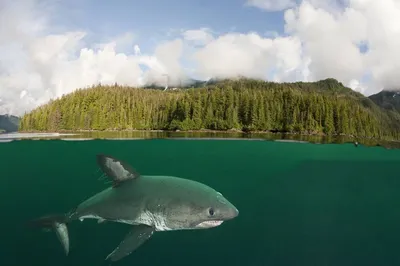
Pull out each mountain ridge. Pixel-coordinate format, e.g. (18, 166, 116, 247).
(368, 90, 400, 113)
(0, 114, 20, 133)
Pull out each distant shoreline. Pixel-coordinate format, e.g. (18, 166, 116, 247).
(6, 129, 400, 149)
(17, 128, 372, 141)
(18, 128, 336, 136)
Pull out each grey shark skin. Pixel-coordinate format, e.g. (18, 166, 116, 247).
(28, 154, 239, 262)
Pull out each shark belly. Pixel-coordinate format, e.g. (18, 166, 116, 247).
(76, 207, 172, 231)
(133, 210, 172, 231)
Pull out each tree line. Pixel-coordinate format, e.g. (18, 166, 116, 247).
(19, 78, 400, 140)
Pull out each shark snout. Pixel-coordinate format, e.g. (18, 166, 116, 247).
(223, 205, 239, 221)
(230, 207, 239, 219)
(216, 194, 239, 221)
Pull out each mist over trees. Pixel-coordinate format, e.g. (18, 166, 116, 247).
(19, 78, 400, 140)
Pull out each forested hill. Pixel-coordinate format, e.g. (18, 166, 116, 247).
(19, 78, 400, 140)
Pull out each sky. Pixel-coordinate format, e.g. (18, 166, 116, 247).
(1, 0, 400, 116)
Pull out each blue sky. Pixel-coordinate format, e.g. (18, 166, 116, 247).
(51, 0, 284, 53)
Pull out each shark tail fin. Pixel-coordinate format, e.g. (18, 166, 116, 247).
(27, 214, 70, 256)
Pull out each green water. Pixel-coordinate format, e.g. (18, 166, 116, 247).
(2, 139, 400, 266)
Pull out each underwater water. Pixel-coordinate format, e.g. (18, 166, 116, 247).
(1, 139, 400, 266)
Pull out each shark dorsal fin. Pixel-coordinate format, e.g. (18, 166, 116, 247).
(96, 154, 140, 187)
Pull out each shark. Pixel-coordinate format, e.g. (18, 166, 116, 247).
(28, 154, 239, 262)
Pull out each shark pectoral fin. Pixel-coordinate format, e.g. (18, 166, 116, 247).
(54, 222, 70, 256)
(96, 154, 141, 187)
(105, 225, 154, 262)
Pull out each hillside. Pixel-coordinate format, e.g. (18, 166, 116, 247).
(369, 90, 400, 113)
(0, 114, 20, 133)
(19, 78, 400, 140)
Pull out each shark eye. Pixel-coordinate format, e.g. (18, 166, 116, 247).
(208, 208, 215, 216)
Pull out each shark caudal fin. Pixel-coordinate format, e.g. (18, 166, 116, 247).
(27, 214, 70, 255)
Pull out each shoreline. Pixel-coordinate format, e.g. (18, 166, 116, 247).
(17, 128, 346, 137)
(16, 128, 394, 142)
(5, 129, 400, 149)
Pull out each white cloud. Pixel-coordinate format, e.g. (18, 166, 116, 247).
(245, 0, 297, 11)
(134, 45, 141, 55)
(284, 1, 365, 85)
(141, 39, 186, 86)
(192, 33, 304, 81)
(348, 79, 366, 94)
(182, 28, 214, 45)
(0, 0, 184, 115)
(283, 0, 400, 92)
(2, 0, 400, 116)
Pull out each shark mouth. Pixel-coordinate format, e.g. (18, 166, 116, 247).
(196, 220, 224, 228)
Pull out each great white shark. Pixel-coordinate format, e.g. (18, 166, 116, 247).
(28, 154, 239, 262)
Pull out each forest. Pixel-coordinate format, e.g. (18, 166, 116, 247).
(19, 78, 400, 140)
